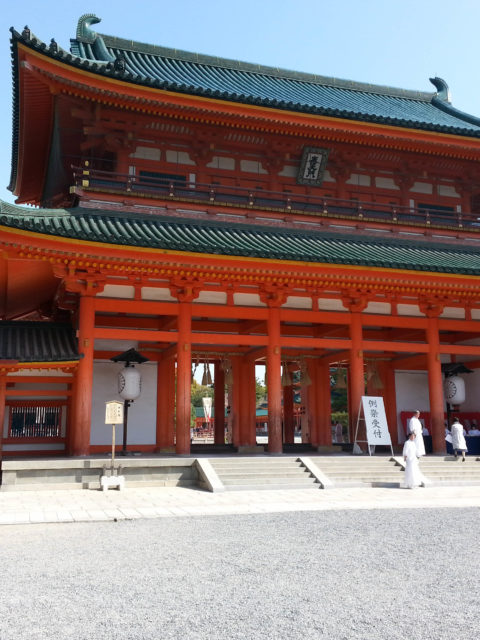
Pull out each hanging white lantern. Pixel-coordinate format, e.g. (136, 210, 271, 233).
(443, 375, 465, 405)
(118, 366, 142, 400)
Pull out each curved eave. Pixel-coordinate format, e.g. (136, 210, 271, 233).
(2, 209, 480, 281)
(10, 30, 480, 146)
(9, 37, 55, 203)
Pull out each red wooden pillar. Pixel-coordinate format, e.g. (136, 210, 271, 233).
(176, 301, 192, 455)
(382, 361, 399, 446)
(349, 312, 365, 436)
(156, 357, 175, 450)
(283, 370, 295, 445)
(214, 361, 225, 445)
(230, 356, 241, 447)
(317, 361, 332, 446)
(72, 294, 95, 456)
(426, 315, 445, 453)
(238, 357, 257, 446)
(0, 372, 6, 459)
(307, 361, 319, 447)
(65, 377, 76, 456)
(267, 306, 282, 454)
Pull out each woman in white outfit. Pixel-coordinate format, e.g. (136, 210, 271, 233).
(451, 418, 468, 461)
(403, 432, 422, 489)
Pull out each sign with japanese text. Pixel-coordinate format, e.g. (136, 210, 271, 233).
(361, 396, 391, 446)
(105, 400, 124, 425)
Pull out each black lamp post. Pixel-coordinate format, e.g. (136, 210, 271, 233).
(111, 348, 148, 455)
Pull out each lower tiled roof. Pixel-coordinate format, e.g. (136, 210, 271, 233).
(1, 200, 480, 276)
(0, 322, 78, 363)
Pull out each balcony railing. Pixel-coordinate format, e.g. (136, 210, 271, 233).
(72, 167, 475, 230)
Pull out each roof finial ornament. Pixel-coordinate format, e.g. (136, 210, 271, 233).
(429, 77, 451, 104)
(74, 14, 114, 62)
(76, 13, 101, 44)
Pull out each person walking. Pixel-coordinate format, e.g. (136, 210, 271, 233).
(451, 417, 468, 461)
(403, 432, 422, 489)
(408, 410, 426, 458)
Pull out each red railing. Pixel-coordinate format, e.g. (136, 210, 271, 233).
(72, 166, 475, 229)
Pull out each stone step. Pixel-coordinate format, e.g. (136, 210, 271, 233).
(221, 476, 317, 486)
(213, 468, 310, 478)
(210, 463, 302, 472)
(221, 482, 320, 491)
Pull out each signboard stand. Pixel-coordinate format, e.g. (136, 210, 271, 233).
(101, 401, 126, 491)
(353, 396, 393, 456)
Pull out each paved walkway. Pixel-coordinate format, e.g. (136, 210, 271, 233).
(1, 483, 479, 525)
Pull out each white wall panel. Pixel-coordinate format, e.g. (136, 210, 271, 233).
(91, 361, 157, 445)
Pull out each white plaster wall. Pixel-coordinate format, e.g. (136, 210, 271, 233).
(129, 146, 161, 161)
(99, 285, 135, 299)
(90, 361, 157, 445)
(283, 296, 312, 309)
(395, 370, 430, 441)
(410, 182, 433, 194)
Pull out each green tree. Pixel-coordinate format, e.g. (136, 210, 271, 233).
(190, 380, 214, 407)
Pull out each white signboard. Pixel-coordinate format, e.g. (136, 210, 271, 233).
(105, 400, 124, 425)
(361, 396, 392, 446)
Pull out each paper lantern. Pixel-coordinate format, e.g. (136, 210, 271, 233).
(118, 366, 142, 400)
(443, 375, 465, 405)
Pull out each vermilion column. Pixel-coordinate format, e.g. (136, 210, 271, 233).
(426, 315, 445, 453)
(0, 372, 6, 459)
(307, 361, 319, 447)
(156, 357, 175, 450)
(382, 361, 399, 446)
(349, 312, 365, 436)
(238, 358, 256, 446)
(65, 377, 76, 456)
(317, 361, 332, 446)
(72, 295, 95, 456)
(176, 301, 192, 455)
(214, 362, 225, 445)
(267, 306, 282, 454)
(283, 372, 295, 445)
(230, 356, 241, 447)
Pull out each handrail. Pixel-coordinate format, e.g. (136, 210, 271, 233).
(71, 166, 475, 229)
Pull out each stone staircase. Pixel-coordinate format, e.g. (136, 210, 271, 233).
(416, 455, 480, 486)
(313, 455, 404, 487)
(208, 457, 320, 491)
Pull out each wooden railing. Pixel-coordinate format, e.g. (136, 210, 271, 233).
(72, 166, 476, 229)
(9, 405, 62, 439)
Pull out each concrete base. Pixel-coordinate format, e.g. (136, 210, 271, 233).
(1, 457, 198, 491)
(100, 474, 125, 491)
(237, 445, 265, 454)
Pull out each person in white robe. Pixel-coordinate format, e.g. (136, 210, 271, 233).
(451, 418, 468, 461)
(403, 432, 422, 489)
(408, 410, 426, 458)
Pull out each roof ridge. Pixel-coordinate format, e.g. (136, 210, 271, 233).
(96, 32, 433, 101)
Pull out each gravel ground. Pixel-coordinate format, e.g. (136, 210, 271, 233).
(1, 508, 478, 640)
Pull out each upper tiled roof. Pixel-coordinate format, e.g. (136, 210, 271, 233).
(1, 199, 480, 276)
(9, 15, 480, 137)
(0, 321, 78, 363)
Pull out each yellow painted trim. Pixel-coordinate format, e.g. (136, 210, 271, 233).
(1, 223, 479, 283)
(16, 360, 79, 368)
(19, 44, 480, 147)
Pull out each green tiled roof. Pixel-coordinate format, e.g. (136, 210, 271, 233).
(1, 199, 480, 276)
(10, 18, 480, 137)
(0, 321, 78, 363)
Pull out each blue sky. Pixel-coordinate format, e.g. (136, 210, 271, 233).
(2, 0, 480, 204)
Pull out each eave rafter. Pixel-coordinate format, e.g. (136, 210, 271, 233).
(2, 229, 480, 307)
(19, 45, 480, 161)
